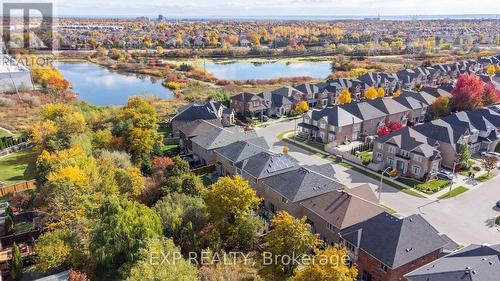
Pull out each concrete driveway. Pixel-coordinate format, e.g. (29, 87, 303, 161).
(255, 120, 500, 245)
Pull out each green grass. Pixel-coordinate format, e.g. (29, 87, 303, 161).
(199, 175, 212, 187)
(476, 173, 497, 182)
(13, 221, 35, 234)
(438, 186, 469, 199)
(0, 148, 37, 185)
(357, 151, 372, 165)
(161, 144, 179, 154)
(416, 179, 450, 194)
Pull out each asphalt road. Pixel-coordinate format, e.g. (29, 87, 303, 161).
(255, 119, 500, 245)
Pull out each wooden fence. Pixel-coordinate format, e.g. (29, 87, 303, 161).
(0, 180, 36, 196)
(191, 164, 215, 175)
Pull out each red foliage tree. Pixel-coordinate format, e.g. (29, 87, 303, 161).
(11, 192, 32, 211)
(387, 121, 403, 132)
(451, 74, 484, 111)
(482, 82, 500, 106)
(377, 126, 390, 137)
(151, 156, 174, 182)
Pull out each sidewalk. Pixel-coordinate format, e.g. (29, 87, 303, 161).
(431, 169, 500, 199)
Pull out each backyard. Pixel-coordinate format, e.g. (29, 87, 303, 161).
(0, 148, 37, 186)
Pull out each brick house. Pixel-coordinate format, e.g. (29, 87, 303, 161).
(171, 101, 225, 137)
(230, 92, 268, 117)
(213, 137, 269, 177)
(372, 126, 442, 180)
(339, 213, 453, 281)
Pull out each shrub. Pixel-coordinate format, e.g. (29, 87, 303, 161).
(496, 216, 500, 226)
(163, 81, 186, 91)
(0, 97, 12, 107)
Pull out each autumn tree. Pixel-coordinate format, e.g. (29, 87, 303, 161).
(483, 82, 500, 106)
(392, 89, 401, 97)
(486, 65, 496, 76)
(127, 237, 199, 281)
(482, 156, 498, 175)
(295, 100, 309, 114)
(451, 74, 484, 111)
(338, 88, 352, 104)
(429, 96, 451, 118)
(203, 176, 263, 251)
(35, 228, 85, 272)
(283, 146, 289, 154)
(377, 87, 386, 98)
(90, 196, 162, 275)
(291, 245, 358, 281)
(364, 86, 378, 100)
(261, 211, 319, 279)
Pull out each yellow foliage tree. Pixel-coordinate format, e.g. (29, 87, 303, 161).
(283, 146, 289, 154)
(377, 87, 386, 98)
(364, 86, 378, 100)
(486, 65, 496, 76)
(295, 101, 309, 114)
(338, 88, 352, 104)
(392, 89, 401, 97)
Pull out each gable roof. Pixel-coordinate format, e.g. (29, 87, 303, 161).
(258, 92, 292, 108)
(405, 244, 500, 281)
(300, 184, 385, 230)
(191, 126, 257, 150)
(294, 83, 320, 99)
(214, 137, 269, 164)
(340, 213, 448, 269)
(376, 126, 441, 158)
(178, 119, 222, 138)
(172, 101, 222, 122)
(263, 167, 344, 202)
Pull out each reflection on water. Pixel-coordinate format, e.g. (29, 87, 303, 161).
(55, 61, 174, 106)
(198, 61, 331, 80)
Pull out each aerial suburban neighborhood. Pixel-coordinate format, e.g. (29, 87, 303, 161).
(0, 1, 499, 280)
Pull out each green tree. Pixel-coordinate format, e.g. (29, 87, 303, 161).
(35, 229, 85, 272)
(181, 173, 204, 196)
(11, 243, 23, 280)
(90, 196, 162, 274)
(164, 156, 190, 178)
(458, 143, 471, 168)
(154, 193, 208, 254)
(209, 90, 230, 106)
(127, 237, 199, 281)
(4, 213, 15, 235)
(261, 211, 319, 279)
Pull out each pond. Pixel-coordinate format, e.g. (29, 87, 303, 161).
(54, 61, 174, 106)
(197, 60, 332, 80)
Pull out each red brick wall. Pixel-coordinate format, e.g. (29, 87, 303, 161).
(355, 248, 441, 281)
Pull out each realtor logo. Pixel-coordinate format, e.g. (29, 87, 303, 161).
(2, 2, 53, 51)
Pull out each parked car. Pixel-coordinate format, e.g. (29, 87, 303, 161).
(480, 151, 499, 158)
(262, 115, 269, 122)
(437, 170, 454, 180)
(496, 200, 500, 209)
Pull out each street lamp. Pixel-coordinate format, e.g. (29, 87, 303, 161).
(379, 166, 392, 203)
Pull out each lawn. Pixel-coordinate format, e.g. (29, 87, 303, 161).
(199, 175, 212, 187)
(161, 144, 179, 154)
(357, 151, 372, 165)
(0, 148, 37, 185)
(476, 173, 497, 182)
(396, 177, 450, 194)
(438, 186, 469, 199)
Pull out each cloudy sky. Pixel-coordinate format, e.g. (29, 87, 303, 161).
(25, 0, 500, 17)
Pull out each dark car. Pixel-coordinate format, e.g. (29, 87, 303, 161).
(496, 200, 500, 209)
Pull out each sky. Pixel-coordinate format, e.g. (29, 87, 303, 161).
(15, 0, 500, 18)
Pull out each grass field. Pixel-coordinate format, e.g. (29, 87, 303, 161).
(0, 148, 37, 185)
(438, 186, 469, 199)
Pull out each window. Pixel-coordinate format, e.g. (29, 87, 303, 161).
(388, 146, 396, 154)
(320, 122, 326, 129)
(400, 150, 409, 157)
(345, 241, 355, 252)
(377, 143, 383, 150)
(281, 196, 288, 204)
(329, 125, 336, 131)
(412, 165, 421, 176)
(387, 157, 394, 167)
(326, 223, 334, 232)
(380, 263, 388, 272)
(431, 162, 439, 173)
(414, 154, 423, 162)
(376, 153, 382, 161)
(361, 271, 372, 281)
